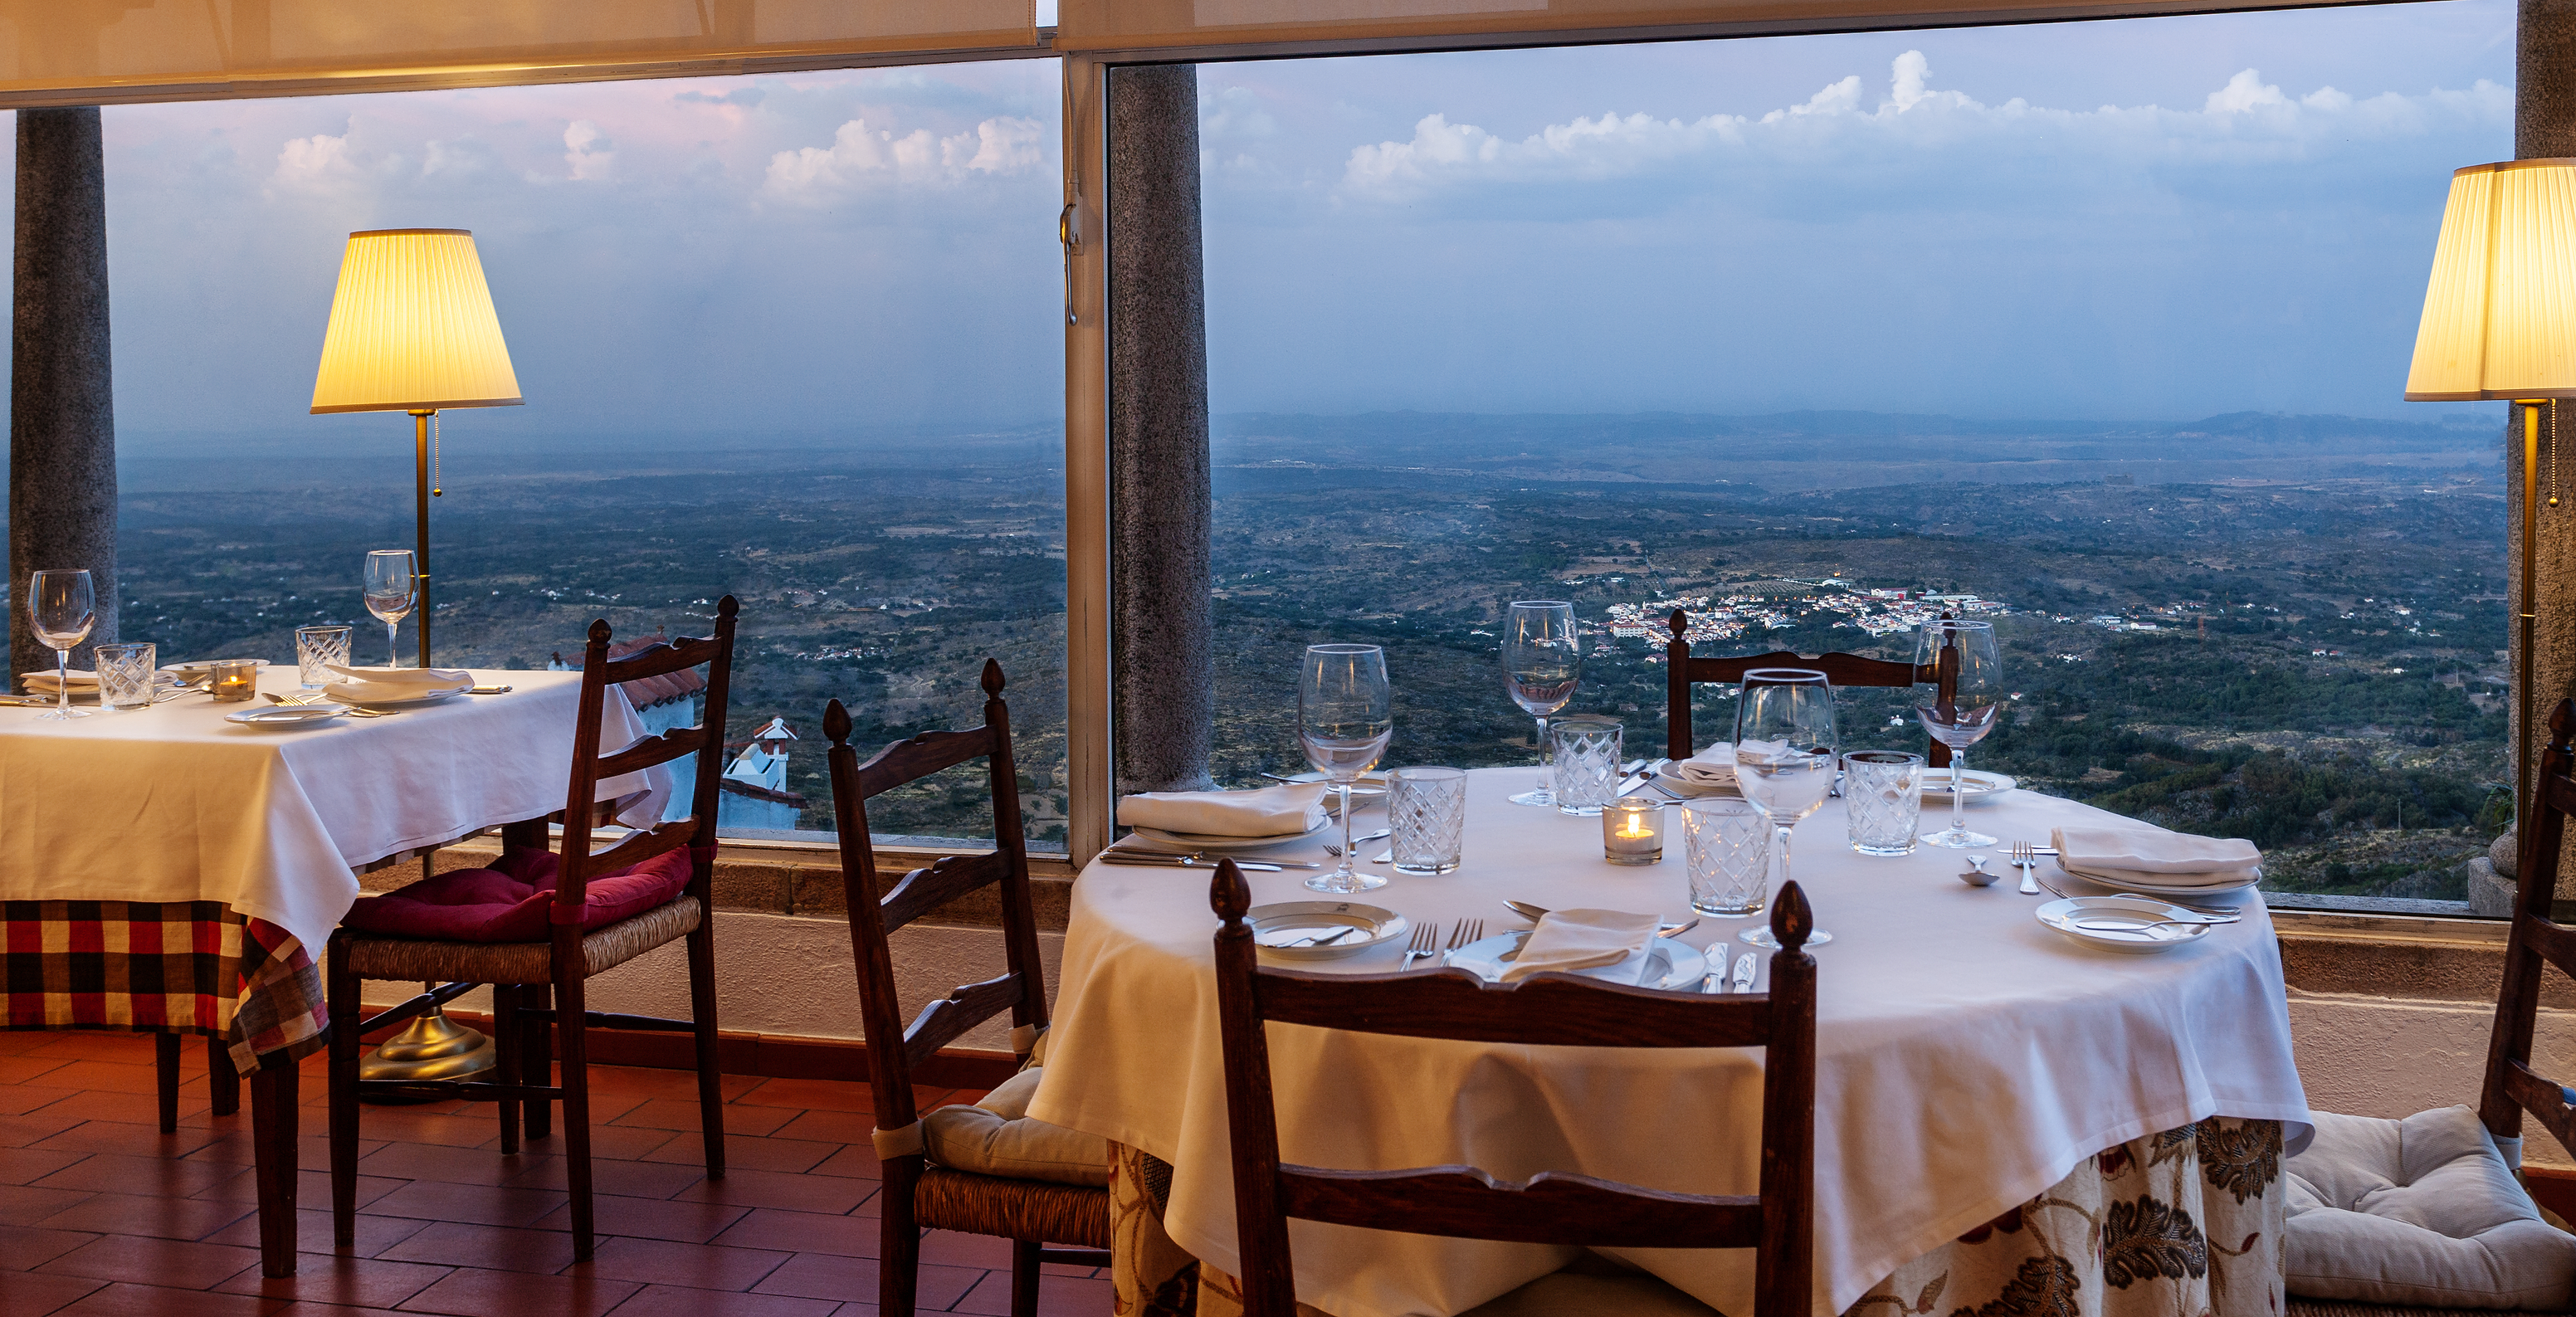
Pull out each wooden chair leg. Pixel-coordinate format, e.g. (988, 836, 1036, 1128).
(521, 981, 553, 1142)
(154, 1033, 181, 1134)
(1011, 1238, 1042, 1317)
(207, 1035, 240, 1116)
(492, 984, 521, 1156)
(251, 1056, 300, 1277)
(686, 921, 725, 1179)
(881, 1158, 922, 1317)
(556, 969, 595, 1261)
(326, 935, 362, 1249)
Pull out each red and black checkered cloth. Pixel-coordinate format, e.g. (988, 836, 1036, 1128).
(1, 900, 327, 1071)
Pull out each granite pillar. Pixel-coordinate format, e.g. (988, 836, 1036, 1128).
(1107, 65, 1214, 794)
(10, 106, 118, 680)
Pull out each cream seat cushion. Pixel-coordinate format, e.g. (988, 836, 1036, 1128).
(2285, 1105, 2576, 1309)
(1463, 1270, 1721, 1316)
(922, 1066, 1110, 1188)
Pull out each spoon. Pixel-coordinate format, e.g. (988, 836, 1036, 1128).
(2071, 916, 2230, 934)
(1958, 857, 2003, 887)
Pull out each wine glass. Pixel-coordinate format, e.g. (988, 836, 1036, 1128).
(1915, 619, 2003, 849)
(1300, 643, 1393, 895)
(363, 550, 417, 668)
(1734, 668, 1837, 949)
(26, 569, 95, 721)
(1502, 602, 1581, 807)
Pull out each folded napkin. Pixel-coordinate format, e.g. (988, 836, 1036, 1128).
(1116, 783, 1326, 838)
(20, 669, 97, 692)
(2052, 825, 2262, 887)
(1502, 909, 1661, 983)
(325, 664, 474, 691)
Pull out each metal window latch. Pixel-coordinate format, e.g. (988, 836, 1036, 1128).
(1060, 202, 1081, 326)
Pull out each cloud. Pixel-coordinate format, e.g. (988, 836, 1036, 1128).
(761, 114, 1046, 201)
(564, 120, 614, 179)
(270, 130, 358, 193)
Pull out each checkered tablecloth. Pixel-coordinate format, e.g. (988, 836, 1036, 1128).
(2, 900, 326, 1071)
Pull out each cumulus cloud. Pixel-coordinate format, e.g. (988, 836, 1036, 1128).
(762, 114, 1045, 200)
(270, 130, 357, 193)
(564, 120, 615, 179)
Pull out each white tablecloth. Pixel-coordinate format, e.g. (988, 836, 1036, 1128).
(0, 667, 666, 955)
(1032, 767, 2311, 1317)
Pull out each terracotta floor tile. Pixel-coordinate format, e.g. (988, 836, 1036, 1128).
(28, 1121, 221, 1160)
(0, 1057, 76, 1087)
(32, 1152, 241, 1199)
(950, 1269, 1111, 1317)
(807, 1147, 881, 1182)
(490, 1124, 676, 1163)
(393, 1266, 638, 1317)
(349, 1112, 503, 1151)
(0, 1111, 90, 1149)
(375, 1221, 578, 1276)
(0, 1223, 101, 1271)
(365, 1180, 568, 1230)
(0, 1148, 90, 1187)
(0, 1185, 100, 1227)
(764, 1111, 876, 1146)
(0, 1034, 59, 1056)
(607, 1283, 843, 1317)
(642, 1135, 834, 1177)
(35, 1233, 265, 1288)
(30, 1063, 172, 1098)
(731, 1079, 876, 1114)
(16, 1037, 160, 1065)
(567, 1235, 792, 1290)
(203, 1208, 432, 1260)
(583, 1067, 761, 1104)
(609, 1099, 790, 1138)
(529, 1193, 744, 1243)
(37, 1191, 256, 1242)
(0, 1270, 105, 1317)
(671, 1168, 872, 1217)
(918, 1230, 1014, 1270)
(51, 1095, 211, 1129)
(213, 1254, 454, 1309)
(0, 1088, 85, 1120)
(49, 1283, 288, 1317)
(750, 1253, 980, 1309)
(356, 1143, 536, 1188)
(184, 1132, 375, 1173)
(194, 1166, 404, 1212)
(709, 1209, 879, 1260)
(500, 1153, 704, 1200)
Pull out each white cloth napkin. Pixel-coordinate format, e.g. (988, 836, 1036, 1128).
(1671, 742, 1739, 786)
(325, 664, 474, 691)
(20, 669, 97, 692)
(1502, 909, 1661, 983)
(1117, 783, 1326, 837)
(2052, 825, 2262, 887)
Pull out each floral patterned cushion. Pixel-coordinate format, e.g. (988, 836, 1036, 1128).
(2286, 1105, 2576, 1309)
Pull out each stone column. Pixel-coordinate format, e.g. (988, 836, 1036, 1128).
(10, 106, 118, 681)
(1106, 65, 1214, 794)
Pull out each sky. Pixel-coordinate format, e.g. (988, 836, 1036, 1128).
(55, 0, 2526, 450)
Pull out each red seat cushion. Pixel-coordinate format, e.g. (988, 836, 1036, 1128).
(341, 847, 698, 943)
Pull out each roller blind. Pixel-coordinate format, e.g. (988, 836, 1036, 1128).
(0, 0, 1038, 107)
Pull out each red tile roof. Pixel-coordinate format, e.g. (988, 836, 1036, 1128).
(604, 631, 708, 710)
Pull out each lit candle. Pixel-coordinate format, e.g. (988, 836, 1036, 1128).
(210, 659, 259, 704)
(1603, 798, 1665, 866)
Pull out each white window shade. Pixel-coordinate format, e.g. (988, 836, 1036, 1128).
(0, 0, 1039, 107)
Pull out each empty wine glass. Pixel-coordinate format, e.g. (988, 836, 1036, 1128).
(1915, 619, 2003, 849)
(26, 569, 95, 721)
(1502, 602, 1581, 807)
(363, 549, 416, 668)
(1734, 668, 1837, 949)
(1300, 643, 1393, 895)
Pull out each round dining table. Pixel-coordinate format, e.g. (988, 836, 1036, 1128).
(1030, 766, 2311, 1317)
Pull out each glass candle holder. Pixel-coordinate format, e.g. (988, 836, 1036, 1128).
(209, 659, 259, 703)
(1602, 797, 1665, 866)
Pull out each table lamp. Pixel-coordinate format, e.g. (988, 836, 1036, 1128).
(2405, 160, 2576, 858)
(310, 228, 522, 668)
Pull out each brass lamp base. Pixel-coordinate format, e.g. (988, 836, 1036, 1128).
(358, 1006, 495, 1103)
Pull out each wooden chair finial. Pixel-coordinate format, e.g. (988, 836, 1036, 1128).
(587, 618, 612, 646)
(1668, 608, 1687, 641)
(716, 594, 741, 621)
(824, 698, 852, 746)
(1210, 858, 1251, 923)
(1771, 881, 1812, 953)
(982, 658, 1007, 697)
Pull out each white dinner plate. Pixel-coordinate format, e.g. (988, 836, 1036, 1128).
(1247, 901, 1407, 960)
(2037, 895, 2216, 954)
(324, 684, 472, 710)
(1130, 816, 1330, 851)
(1654, 763, 1740, 797)
(2055, 860, 2261, 905)
(1442, 929, 1708, 991)
(225, 705, 344, 729)
(1920, 768, 2016, 802)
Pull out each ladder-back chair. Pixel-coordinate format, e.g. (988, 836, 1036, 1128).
(326, 597, 739, 1261)
(1210, 858, 1818, 1317)
(825, 661, 1110, 1317)
(2486, 698, 2576, 1157)
(1666, 607, 1957, 766)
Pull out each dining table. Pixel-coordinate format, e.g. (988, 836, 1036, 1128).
(1031, 765, 2313, 1317)
(0, 664, 667, 1277)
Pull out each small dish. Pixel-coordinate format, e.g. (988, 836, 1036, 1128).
(1130, 816, 1331, 852)
(225, 705, 344, 729)
(1442, 929, 1709, 991)
(163, 658, 269, 684)
(1247, 901, 1407, 960)
(2037, 895, 2213, 954)
(2055, 860, 2261, 905)
(324, 684, 472, 710)
(1920, 768, 2016, 802)
(1653, 762, 1740, 798)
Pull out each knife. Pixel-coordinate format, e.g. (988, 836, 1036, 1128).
(1730, 952, 1757, 994)
(1098, 853, 1286, 873)
(1702, 942, 1730, 993)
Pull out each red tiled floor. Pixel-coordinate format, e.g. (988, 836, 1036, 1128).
(528, 1193, 744, 1244)
(952, 1270, 1114, 1317)
(807, 1145, 883, 1181)
(393, 1267, 637, 1317)
(608, 1284, 842, 1317)
(363, 1181, 568, 1231)
(203, 1208, 432, 1260)
(49, 1282, 285, 1317)
(0, 1269, 106, 1316)
(639, 1134, 836, 1176)
(0, 1184, 101, 1227)
(32, 1151, 243, 1199)
(376, 1222, 580, 1276)
(568, 1235, 793, 1290)
(37, 1191, 256, 1242)
(36, 1233, 266, 1287)
(27, 1120, 220, 1159)
(752, 1252, 983, 1308)
(609, 1098, 793, 1138)
(499, 1154, 705, 1199)
(0, 1223, 100, 1270)
(0, 1147, 89, 1187)
(671, 1168, 875, 1216)
(213, 1255, 455, 1309)
(708, 1208, 878, 1259)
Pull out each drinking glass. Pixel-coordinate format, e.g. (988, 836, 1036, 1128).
(95, 642, 158, 710)
(1684, 797, 1771, 915)
(1548, 715, 1622, 816)
(363, 550, 417, 667)
(296, 625, 354, 689)
(1842, 750, 1925, 856)
(1915, 619, 2004, 849)
(1300, 643, 1393, 894)
(1386, 766, 1466, 875)
(27, 569, 95, 721)
(1502, 602, 1582, 807)
(1734, 668, 1837, 948)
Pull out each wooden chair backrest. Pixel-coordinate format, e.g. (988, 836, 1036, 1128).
(1209, 861, 1817, 1317)
(553, 596, 739, 917)
(2483, 697, 2576, 1157)
(823, 659, 1044, 1139)
(1664, 607, 1957, 767)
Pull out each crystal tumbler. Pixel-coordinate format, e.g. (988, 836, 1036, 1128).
(1386, 766, 1467, 874)
(1549, 715, 1623, 817)
(1843, 750, 1925, 856)
(1683, 796, 1771, 916)
(296, 624, 354, 690)
(95, 642, 157, 710)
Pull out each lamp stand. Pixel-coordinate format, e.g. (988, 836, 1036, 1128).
(411, 408, 434, 668)
(2520, 398, 2554, 883)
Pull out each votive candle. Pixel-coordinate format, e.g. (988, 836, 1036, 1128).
(1603, 797, 1665, 866)
(210, 659, 259, 703)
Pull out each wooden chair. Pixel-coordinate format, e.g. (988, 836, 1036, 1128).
(324, 597, 739, 1261)
(824, 660, 1110, 1317)
(1209, 858, 1818, 1317)
(2488, 698, 2576, 1158)
(1664, 607, 1956, 766)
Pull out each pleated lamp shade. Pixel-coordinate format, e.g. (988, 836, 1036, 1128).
(2407, 160, 2576, 401)
(310, 229, 523, 414)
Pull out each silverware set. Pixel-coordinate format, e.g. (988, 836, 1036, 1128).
(1398, 919, 1486, 969)
(1096, 848, 1317, 872)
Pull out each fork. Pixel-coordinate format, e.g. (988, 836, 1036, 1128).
(1401, 922, 1440, 968)
(2012, 841, 2042, 895)
(1446, 919, 1484, 954)
(1322, 828, 1393, 856)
